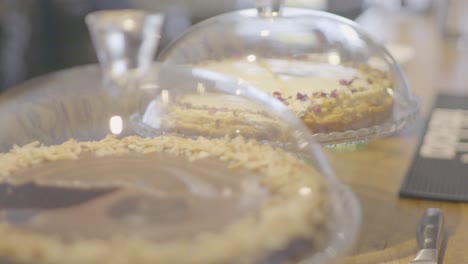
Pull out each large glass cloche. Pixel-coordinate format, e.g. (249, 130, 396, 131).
(159, 0, 420, 146)
(0, 10, 359, 264)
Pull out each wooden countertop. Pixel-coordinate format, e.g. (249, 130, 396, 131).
(330, 8, 468, 264)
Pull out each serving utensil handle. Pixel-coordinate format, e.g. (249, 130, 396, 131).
(417, 208, 444, 251)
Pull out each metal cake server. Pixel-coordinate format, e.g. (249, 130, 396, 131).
(409, 208, 444, 264)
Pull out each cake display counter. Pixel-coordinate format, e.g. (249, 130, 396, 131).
(0, 9, 359, 264)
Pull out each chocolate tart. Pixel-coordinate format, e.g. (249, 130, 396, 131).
(0, 135, 329, 264)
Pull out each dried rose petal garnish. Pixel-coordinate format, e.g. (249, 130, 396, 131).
(339, 77, 356, 86)
(296, 92, 308, 101)
(312, 91, 327, 97)
(311, 105, 321, 113)
(277, 96, 286, 102)
(330, 90, 338, 98)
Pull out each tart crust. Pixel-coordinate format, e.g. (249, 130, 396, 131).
(0, 135, 329, 264)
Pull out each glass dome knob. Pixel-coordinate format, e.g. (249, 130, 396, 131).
(256, 0, 285, 17)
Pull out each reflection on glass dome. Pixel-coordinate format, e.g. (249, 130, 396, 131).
(109, 115, 124, 135)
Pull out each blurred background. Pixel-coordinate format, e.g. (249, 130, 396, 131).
(0, 0, 445, 92)
(0, 0, 367, 92)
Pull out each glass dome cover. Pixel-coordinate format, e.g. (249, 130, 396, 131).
(0, 10, 359, 264)
(159, 0, 420, 146)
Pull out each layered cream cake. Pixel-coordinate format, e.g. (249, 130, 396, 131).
(0, 135, 329, 264)
(197, 58, 394, 133)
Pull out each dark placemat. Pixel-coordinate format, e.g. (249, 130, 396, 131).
(400, 94, 468, 202)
